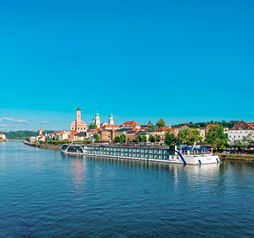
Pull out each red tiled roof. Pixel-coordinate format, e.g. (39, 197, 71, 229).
(206, 124, 216, 129)
(176, 125, 190, 130)
(103, 124, 120, 129)
(157, 127, 174, 132)
(247, 123, 254, 130)
(126, 128, 140, 133)
(230, 121, 254, 130)
(122, 121, 140, 127)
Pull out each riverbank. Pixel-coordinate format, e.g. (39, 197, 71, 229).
(23, 141, 254, 162)
(217, 153, 254, 161)
(23, 141, 62, 150)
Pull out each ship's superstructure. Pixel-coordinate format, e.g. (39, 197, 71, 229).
(61, 144, 220, 165)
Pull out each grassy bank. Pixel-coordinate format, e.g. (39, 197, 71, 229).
(217, 153, 254, 162)
(24, 141, 62, 150)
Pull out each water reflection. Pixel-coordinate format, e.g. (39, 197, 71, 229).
(84, 155, 221, 176)
(63, 156, 87, 196)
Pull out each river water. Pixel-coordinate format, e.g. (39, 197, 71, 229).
(0, 142, 254, 237)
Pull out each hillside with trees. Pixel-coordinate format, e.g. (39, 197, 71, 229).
(171, 120, 239, 129)
(0, 130, 55, 140)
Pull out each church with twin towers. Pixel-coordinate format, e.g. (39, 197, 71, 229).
(70, 106, 114, 133)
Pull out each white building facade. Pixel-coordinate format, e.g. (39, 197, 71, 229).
(228, 121, 254, 145)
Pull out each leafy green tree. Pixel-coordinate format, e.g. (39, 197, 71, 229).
(177, 129, 192, 144)
(120, 134, 126, 143)
(89, 123, 97, 130)
(148, 134, 155, 143)
(141, 135, 147, 143)
(94, 134, 100, 143)
(190, 129, 203, 145)
(205, 124, 227, 149)
(114, 136, 120, 143)
(155, 134, 161, 142)
(178, 129, 202, 145)
(156, 119, 166, 128)
(148, 121, 154, 129)
(127, 137, 131, 143)
(136, 134, 142, 143)
(172, 120, 239, 129)
(165, 132, 176, 146)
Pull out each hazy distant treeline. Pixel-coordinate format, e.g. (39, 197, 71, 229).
(0, 130, 55, 139)
(171, 120, 239, 129)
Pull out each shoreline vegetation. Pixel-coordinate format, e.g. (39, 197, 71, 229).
(23, 141, 254, 162)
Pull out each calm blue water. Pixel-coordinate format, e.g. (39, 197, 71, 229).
(0, 142, 254, 238)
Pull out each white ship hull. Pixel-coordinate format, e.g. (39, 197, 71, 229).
(61, 144, 220, 165)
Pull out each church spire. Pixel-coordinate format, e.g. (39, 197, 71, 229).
(77, 105, 81, 111)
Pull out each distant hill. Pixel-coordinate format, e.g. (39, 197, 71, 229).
(171, 120, 239, 129)
(0, 130, 56, 140)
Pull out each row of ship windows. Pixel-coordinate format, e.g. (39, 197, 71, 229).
(88, 151, 169, 160)
(86, 148, 168, 154)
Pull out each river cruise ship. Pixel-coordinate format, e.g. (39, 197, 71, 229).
(61, 144, 220, 165)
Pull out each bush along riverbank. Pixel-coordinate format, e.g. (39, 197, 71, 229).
(23, 141, 62, 150)
(216, 153, 254, 162)
(23, 140, 91, 150)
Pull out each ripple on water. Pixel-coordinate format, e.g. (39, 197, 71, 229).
(0, 142, 254, 238)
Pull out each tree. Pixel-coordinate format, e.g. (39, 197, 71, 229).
(177, 129, 192, 145)
(89, 123, 97, 130)
(94, 134, 100, 143)
(178, 129, 202, 145)
(190, 129, 203, 145)
(120, 134, 126, 143)
(148, 134, 155, 143)
(114, 136, 120, 143)
(136, 134, 142, 143)
(205, 124, 227, 150)
(156, 119, 166, 128)
(141, 135, 147, 143)
(148, 121, 154, 129)
(127, 137, 131, 143)
(165, 132, 176, 146)
(155, 134, 161, 142)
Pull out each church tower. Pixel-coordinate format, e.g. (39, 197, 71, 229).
(39, 127, 42, 135)
(109, 114, 114, 125)
(95, 113, 100, 128)
(70, 106, 87, 132)
(77, 105, 81, 122)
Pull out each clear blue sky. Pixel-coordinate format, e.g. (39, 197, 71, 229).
(0, 0, 253, 131)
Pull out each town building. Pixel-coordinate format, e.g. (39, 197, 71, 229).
(140, 124, 150, 131)
(101, 124, 120, 130)
(0, 133, 7, 142)
(155, 127, 176, 141)
(228, 121, 254, 145)
(173, 125, 190, 135)
(121, 121, 141, 129)
(97, 129, 115, 142)
(74, 132, 88, 141)
(197, 128, 206, 141)
(125, 129, 139, 142)
(114, 128, 131, 138)
(70, 106, 87, 133)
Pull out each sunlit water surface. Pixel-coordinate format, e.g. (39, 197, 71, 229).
(0, 142, 254, 237)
